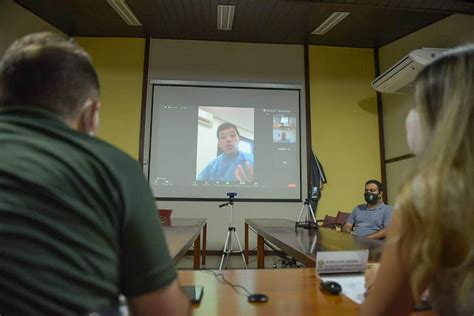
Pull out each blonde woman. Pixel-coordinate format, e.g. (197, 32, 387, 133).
(361, 45, 474, 315)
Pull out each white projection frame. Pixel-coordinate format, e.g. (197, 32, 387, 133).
(144, 80, 304, 201)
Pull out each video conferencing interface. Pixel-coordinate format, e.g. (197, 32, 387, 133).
(148, 84, 301, 200)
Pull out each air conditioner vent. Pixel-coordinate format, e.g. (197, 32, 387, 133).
(198, 109, 214, 127)
(372, 48, 446, 94)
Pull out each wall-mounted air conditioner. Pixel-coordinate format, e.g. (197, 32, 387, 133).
(198, 109, 214, 127)
(372, 48, 446, 94)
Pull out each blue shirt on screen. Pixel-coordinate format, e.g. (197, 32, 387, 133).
(197, 151, 254, 182)
(346, 203, 393, 237)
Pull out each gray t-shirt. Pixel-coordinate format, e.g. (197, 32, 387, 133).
(346, 202, 393, 237)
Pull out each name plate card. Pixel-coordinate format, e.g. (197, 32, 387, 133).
(316, 250, 368, 274)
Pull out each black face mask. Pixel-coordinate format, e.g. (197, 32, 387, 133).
(364, 192, 379, 205)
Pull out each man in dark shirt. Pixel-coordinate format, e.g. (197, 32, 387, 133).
(0, 32, 190, 315)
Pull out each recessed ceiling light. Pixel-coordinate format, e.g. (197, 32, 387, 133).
(311, 12, 350, 35)
(107, 0, 142, 26)
(217, 5, 235, 31)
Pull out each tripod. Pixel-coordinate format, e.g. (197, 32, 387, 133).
(295, 196, 318, 229)
(218, 195, 247, 270)
(295, 225, 318, 255)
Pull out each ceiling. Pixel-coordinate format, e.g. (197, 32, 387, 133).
(15, 0, 474, 48)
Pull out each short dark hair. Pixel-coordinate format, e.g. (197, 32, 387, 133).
(365, 179, 384, 192)
(216, 122, 240, 138)
(0, 32, 99, 119)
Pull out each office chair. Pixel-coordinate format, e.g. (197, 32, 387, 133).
(316, 215, 337, 229)
(333, 211, 350, 231)
(157, 208, 172, 226)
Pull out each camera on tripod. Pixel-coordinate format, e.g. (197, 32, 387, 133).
(295, 186, 320, 230)
(219, 191, 247, 270)
(219, 192, 237, 208)
(309, 186, 320, 201)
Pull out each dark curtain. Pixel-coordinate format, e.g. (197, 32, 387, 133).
(309, 150, 327, 216)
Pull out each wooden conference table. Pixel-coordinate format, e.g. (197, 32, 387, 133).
(162, 218, 207, 270)
(244, 218, 384, 268)
(178, 268, 435, 316)
(170, 218, 433, 315)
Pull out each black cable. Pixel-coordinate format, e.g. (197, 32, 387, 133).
(200, 270, 253, 297)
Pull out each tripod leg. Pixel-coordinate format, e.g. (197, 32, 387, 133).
(309, 233, 318, 253)
(224, 230, 233, 269)
(219, 229, 231, 270)
(296, 204, 306, 223)
(308, 204, 317, 223)
(233, 231, 248, 269)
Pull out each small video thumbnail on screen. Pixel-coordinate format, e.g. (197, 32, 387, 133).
(272, 115, 297, 144)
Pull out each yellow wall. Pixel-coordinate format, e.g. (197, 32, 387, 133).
(75, 37, 145, 159)
(0, 1, 63, 54)
(309, 46, 380, 217)
(378, 14, 474, 204)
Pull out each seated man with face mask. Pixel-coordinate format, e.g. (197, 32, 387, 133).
(342, 180, 393, 239)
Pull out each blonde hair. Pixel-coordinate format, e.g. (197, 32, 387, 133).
(394, 45, 474, 307)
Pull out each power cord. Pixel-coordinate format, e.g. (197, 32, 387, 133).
(200, 270, 253, 297)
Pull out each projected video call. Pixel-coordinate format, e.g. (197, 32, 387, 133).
(148, 84, 301, 200)
(196, 106, 255, 183)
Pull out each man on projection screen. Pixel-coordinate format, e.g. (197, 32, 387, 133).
(197, 122, 254, 182)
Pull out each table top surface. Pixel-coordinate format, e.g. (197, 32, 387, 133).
(179, 268, 435, 316)
(163, 217, 207, 228)
(162, 218, 206, 262)
(179, 268, 358, 316)
(163, 226, 201, 260)
(246, 218, 384, 263)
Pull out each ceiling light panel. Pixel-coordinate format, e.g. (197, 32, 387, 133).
(312, 12, 350, 35)
(217, 5, 235, 30)
(107, 0, 142, 26)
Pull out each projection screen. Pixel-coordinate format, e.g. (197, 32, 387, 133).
(147, 80, 302, 201)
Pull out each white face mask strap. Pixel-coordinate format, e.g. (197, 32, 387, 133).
(94, 110, 99, 133)
(88, 110, 99, 137)
(406, 108, 425, 155)
(82, 99, 99, 137)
